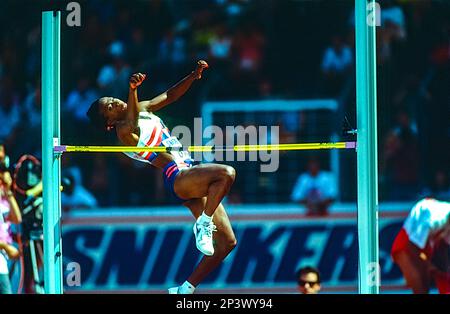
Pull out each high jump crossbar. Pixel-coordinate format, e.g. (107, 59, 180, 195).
(42, 1, 378, 294)
(54, 142, 357, 153)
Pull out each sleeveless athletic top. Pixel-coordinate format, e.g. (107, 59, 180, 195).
(123, 111, 193, 168)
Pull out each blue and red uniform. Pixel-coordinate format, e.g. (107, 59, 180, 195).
(124, 112, 193, 202)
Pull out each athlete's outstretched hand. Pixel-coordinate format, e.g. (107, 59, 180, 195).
(193, 60, 209, 80)
(129, 73, 146, 90)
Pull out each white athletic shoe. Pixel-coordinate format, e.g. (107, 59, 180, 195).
(193, 219, 217, 256)
(168, 287, 179, 294)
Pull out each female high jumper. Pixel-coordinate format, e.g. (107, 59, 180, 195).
(87, 60, 237, 294)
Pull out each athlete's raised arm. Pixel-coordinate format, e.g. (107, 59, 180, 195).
(140, 60, 208, 113)
(127, 72, 147, 125)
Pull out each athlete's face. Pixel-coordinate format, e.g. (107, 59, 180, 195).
(98, 97, 127, 127)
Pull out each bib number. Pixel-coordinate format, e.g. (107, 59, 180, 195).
(162, 137, 182, 148)
(162, 137, 190, 160)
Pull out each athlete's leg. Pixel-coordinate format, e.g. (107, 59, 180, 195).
(174, 164, 236, 217)
(183, 197, 237, 286)
(392, 242, 431, 294)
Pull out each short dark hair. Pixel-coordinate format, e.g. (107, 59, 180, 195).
(86, 98, 107, 130)
(296, 266, 321, 284)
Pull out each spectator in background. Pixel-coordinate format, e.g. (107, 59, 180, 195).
(296, 266, 322, 294)
(156, 28, 188, 87)
(320, 34, 353, 96)
(64, 76, 100, 124)
(97, 40, 132, 98)
(0, 77, 21, 145)
(291, 157, 337, 216)
(348, 0, 406, 66)
(205, 23, 234, 99)
(382, 1, 407, 41)
(232, 22, 266, 97)
(209, 24, 233, 64)
(158, 28, 187, 67)
(63, 75, 100, 142)
(234, 24, 265, 73)
(0, 143, 22, 294)
(128, 27, 152, 70)
(61, 166, 98, 212)
(391, 198, 450, 294)
(25, 26, 41, 82)
(23, 79, 41, 130)
(380, 1, 407, 66)
(20, 79, 42, 158)
(192, 11, 216, 60)
(321, 35, 353, 74)
(382, 110, 420, 201)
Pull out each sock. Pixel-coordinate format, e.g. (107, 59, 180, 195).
(198, 211, 213, 224)
(178, 281, 195, 294)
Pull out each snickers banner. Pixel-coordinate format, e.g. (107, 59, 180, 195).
(62, 205, 410, 293)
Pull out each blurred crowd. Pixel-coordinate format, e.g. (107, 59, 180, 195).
(0, 0, 449, 209)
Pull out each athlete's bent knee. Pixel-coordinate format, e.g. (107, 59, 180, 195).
(221, 165, 236, 184)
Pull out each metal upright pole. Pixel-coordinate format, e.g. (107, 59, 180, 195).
(355, 0, 379, 294)
(42, 11, 63, 294)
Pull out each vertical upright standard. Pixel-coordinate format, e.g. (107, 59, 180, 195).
(355, 0, 379, 294)
(42, 11, 63, 294)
